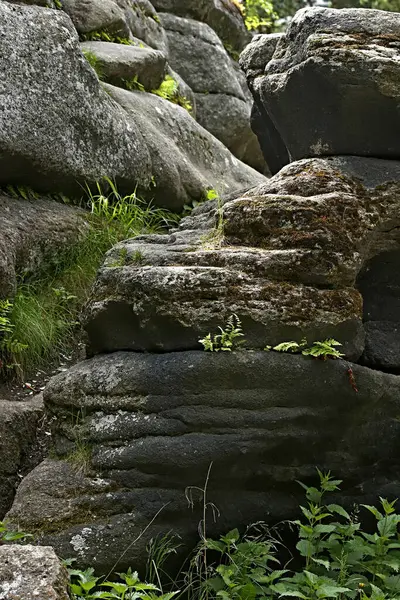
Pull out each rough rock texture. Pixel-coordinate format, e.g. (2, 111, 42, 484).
(80, 41, 167, 90)
(6, 351, 400, 572)
(62, 0, 130, 36)
(0, 194, 87, 299)
(83, 156, 400, 359)
(0, 396, 44, 518)
(252, 7, 400, 162)
(104, 84, 265, 211)
(0, 0, 263, 208)
(161, 13, 265, 170)
(152, 0, 249, 52)
(0, 0, 152, 197)
(240, 33, 289, 174)
(120, 0, 169, 54)
(0, 545, 69, 600)
(358, 250, 400, 372)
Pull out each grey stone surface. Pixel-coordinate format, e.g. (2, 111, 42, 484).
(7, 351, 400, 572)
(0, 193, 87, 299)
(104, 84, 265, 211)
(83, 156, 400, 359)
(152, 0, 249, 52)
(62, 0, 130, 36)
(0, 545, 69, 600)
(118, 0, 169, 54)
(0, 0, 152, 199)
(81, 41, 167, 90)
(257, 7, 400, 161)
(0, 396, 44, 518)
(240, 33, 288, 174)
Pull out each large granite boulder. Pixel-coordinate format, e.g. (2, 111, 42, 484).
(0, 0, 263, 209)
(240, 33, 289, 174)
(6, 351, 400, 572)
(0, 397, 44, 518)
(0, 193, 87, 299)
(0, 545, 69, 599)
(62, 0, 131, 36)
(250, 7, 400, 163)
(161, 13, 265, 171)
(80, 41, 167, 91)
(83, 156, 400, 360)
(0, 0, 152, 198)
(104, 84, 265, 211)
(151, 0, 249, 52)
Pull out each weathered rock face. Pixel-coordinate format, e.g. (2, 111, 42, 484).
(151, 0, 249, 52)
(0, 397, 44, 518)
(0, 0, 264, 208)
(246, 7, 400, 163)
(0, 545, 70, 600)
(240, 33, 289, 174)
(6, 351, 400, 572)
(104, 84, 265, 211)
(82, 156, 400, 360)
(0, 0, 151, 197)
(80, 41, 167, 91)
(161, 13, 265, 170)
(0, 193, 87, 299)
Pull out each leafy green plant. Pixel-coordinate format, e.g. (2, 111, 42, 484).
(0, 521, 33, 544)
(199, 314, 245, 352)
(53, 0, 63, 9)
(242, 0, 277, 31)
(271, 339, 307, 353)
(68, 565, 178, 600)
(0, 300, 28, 377)
(124, 75, 145, 92)
(82, 49, 104, 80)
(201, 471, 400, 600)
(151, 75, 193, 113)
(81, 31, 133, 45)
(302, 339, 344, 360)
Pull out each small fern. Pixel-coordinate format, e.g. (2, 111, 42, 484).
(199, 314, 245, 352)
(302, 338, 344, 360)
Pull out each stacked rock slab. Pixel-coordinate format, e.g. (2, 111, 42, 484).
(6, 6, 400, 574)
(241, 7, 400, 165)
(7, 156, 400, 572)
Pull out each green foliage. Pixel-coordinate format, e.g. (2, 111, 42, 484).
(0, 521, 33, 544)
(82, 50, 104, 80)
(199, 314, 245, 352)
(81, 30, 133, 45)
(202, 471, 400, 600)
(53, 0, 63, 9)
(68, 565, 178, 600)
(272, 339, 307, 353)
(242, 0, 277, 31)
(302, 340, 344, 360)
(124, 75, 146, 92)
(152, 75, 193, 113)
(2, 181, 178, 380)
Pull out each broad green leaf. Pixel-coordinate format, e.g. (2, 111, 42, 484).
(326, 504, 350, 520)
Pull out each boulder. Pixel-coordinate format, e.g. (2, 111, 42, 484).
(255, 7, 400, 162)
(160, 13, 264, 170)
(103, 84, 265, 212)
(0, 0, 152, 198)
(152, 0, 249, 52)
(83, 156, 400, 359)
(117, 0, 169, 54)
(80, 41, 167, 90)
(62, 0, 130, 36)
(0, 193, 87, 299)
(6, 351, 400, 572)
(0, 545, 69, 600)
(239, 33, 289, 174)
(358, 249, 400, 372)
(0, 396, 44, 518)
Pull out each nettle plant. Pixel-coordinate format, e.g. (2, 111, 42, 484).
(203, 471, 400, 600)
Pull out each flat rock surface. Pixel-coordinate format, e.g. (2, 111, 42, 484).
(6, 351, 400, 572)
